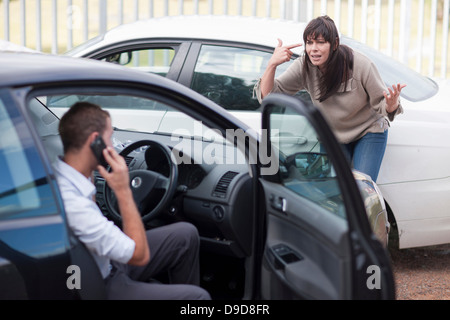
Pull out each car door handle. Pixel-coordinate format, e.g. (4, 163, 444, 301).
(270, 194, 287, 213)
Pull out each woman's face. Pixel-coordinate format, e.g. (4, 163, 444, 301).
(305, 35, 331, 71)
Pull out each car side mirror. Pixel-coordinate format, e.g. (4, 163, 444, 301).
(287, 152, 334, 179)
(119, 52, 132, 65)
(105, 52, 132, 65)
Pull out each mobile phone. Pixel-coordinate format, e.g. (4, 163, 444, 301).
(90, 135, 108, 168)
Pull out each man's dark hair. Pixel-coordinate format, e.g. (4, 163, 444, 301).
(59, 101, 110, 153)
(302, 15, 354, 102)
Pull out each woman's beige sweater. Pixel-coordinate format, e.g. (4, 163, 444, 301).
(254, 50, 403, 144)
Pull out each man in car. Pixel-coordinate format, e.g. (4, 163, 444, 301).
(53, 101, 211, 300)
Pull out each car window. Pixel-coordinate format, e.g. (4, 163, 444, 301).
(0, 96, 59, 220)
(270, 105, 345, 219)
(191, 39, 437, 113)
(190, 45, 293, 111)
(100, 48, 175, 77)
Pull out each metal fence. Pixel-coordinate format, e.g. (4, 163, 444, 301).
(1, 0, 449, 79)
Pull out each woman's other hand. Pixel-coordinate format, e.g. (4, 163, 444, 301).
(384, 83, 407, 113)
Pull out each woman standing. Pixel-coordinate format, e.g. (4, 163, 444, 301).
(254, 15, 405, 182)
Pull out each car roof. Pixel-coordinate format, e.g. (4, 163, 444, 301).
(0, 51, 180, 89)
(71, 15, 307, 56)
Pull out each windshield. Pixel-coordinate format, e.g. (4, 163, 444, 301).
(341, 36, 438, 102)
(40, 93, 228, 145)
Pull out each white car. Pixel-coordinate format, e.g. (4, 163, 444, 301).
(66, 15, 450, 250)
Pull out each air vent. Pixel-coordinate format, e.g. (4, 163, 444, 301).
(212, 171, 239, 198)
(124, 156, 133, 166)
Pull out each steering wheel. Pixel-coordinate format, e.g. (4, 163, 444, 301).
(104, 140, 178, 224)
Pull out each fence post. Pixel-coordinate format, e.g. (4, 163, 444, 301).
(20, 0, 25, 46)
(266, 0, 271, 18)
(387, 0, 395, 56)
(99, 0, 107, 34)
(334, 0, 341, 30)
(399, 0, 411, 64)
(441, 0, 449, 78)
(346, 0, 354, 37)
(361, 0, 368, 44)
(285, 0, 308, 22)
(415, 0, 424, 73)
(67, 0, 73, 50)
(3, 0, 9, 41)
(36, 0, 42, 51)
(429, 0, 438, 77)
(51, 0, 57, 54)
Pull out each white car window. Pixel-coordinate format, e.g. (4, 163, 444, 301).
(190, 45, 294, 111)
(191, 40, 438, 113)
(100, 48, 175, 77)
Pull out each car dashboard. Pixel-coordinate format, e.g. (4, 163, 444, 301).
(94, 129, 255, 258)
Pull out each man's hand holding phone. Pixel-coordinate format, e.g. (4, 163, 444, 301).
(97, 146, 149, 265)
(97, 146, 130, 195)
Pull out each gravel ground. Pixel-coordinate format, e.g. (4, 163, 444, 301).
(388, 231, 450, 300)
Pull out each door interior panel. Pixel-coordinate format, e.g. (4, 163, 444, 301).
(260, 178, 352, 300)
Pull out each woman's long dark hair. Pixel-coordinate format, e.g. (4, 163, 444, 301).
(302, 15, 354, 102)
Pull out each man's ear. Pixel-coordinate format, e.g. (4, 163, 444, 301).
(88, 131, 99, 145)
(85, 132, 99, 154)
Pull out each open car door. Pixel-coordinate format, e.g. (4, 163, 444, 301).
(259, 94, 395, 299)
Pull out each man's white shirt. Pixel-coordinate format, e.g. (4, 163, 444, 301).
(53, 158, 135, 278)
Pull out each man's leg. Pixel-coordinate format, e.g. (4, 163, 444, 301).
(105, 264, 210, 299)
(131, 222, 202, 285)
(105, 222, 211, 299)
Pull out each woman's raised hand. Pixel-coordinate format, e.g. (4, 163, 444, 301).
(268, 38, 303, 67)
